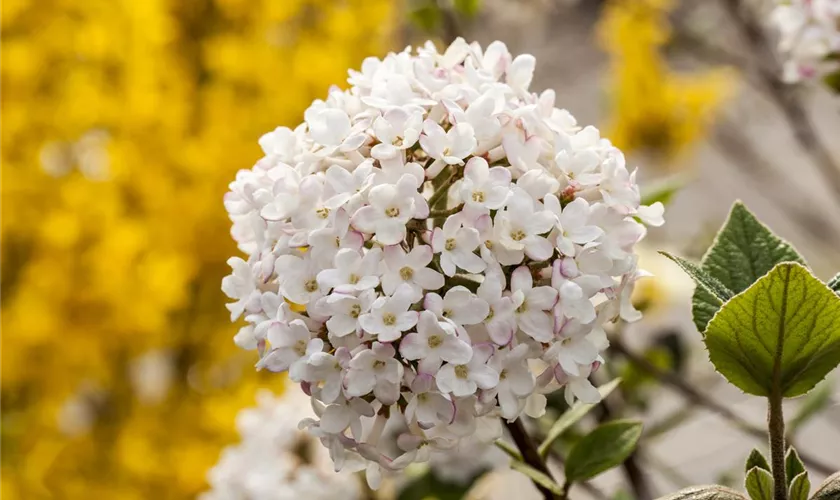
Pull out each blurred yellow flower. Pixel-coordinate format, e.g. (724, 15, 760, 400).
(598, 0, 734, 160)
(1, 0, 392, 497)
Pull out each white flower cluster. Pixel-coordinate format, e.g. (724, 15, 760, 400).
(202, 390, 361, 500)
(771, 0, 840, 83)
(222, 38, 663, 488)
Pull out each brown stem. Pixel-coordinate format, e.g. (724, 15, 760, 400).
(768, 392, 788, 500)
(505, 419, 557, 500)
(598, 394, 655, 500)
(609, 338, 833, 475)
(720, 0, 840, 208)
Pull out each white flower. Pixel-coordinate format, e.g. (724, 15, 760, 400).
(222, 257, 263, 321)
(350, 174, 418, 245)
(201, 390, 362, 500)
(345, 342, 403, 404)
(222, 37, 661, 483)
(257, 319, 320, 374)
(488, 344, 535, 420)
(305, 107, 366, 152)
(321, 290, 376, 338)
(274, 254, 325, 305)
(476, 271, 517, 345)
(431, 215, 486, 276)
(381, 244, 445, 296)
(358, 284, 419, 342)
(493, 190, 556, 264)
(544, 195, 603, 256)
(510, 266, 558, 342)
(458, 157, 511, 212)
(771, 0, 840, 84)
(555, 362, 601, 405)
(419, 121, 477, 166)
(371, 108, 423, 160)
(400, 311, 473, 374)
(317, 248, 382, 294)
(436, 344, 499, 396)
(424, 286, 489, 327)
(324, 163, 375, 211)
(405, 373, 456, 427)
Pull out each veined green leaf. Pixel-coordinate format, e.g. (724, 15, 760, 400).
(660, 252, 734, 302)
(691, 201, 806, 333)
(508, 460, 565, 495)
(745, 467, 774, 500)
(654, 485, 748, 500)
(788, 472, 810, 500)
(745, 449, 770, 473)
(565, 420, 643, 482)
(537, 378, 621, 458)
(785, 448, 806, 486)
(704, 263, 840, 397)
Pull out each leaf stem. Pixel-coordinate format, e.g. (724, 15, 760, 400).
(609, 338, 833, 475)
(768, 392, 787, 500)
(505, 419, 557, 500)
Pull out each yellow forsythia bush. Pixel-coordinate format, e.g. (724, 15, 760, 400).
(1, 0, 392, 497)
(598, 0, 733, 160)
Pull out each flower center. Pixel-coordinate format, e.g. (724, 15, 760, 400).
(516, 302, 527, 314)
(445, 238, 456, 251)
(484, 240, 494, 249)
(316, 207, 330, 219)
(304, 279, 319, 292)
(454, 365, 469, 379)
(561, 337, 572, 346)
(427, 335, 442, 348)
(373, 360, 386, 370)
(385, 207, 400, 218)
(334, 236, 341, 247)
(382, 313, 397, 326)
(510, 229, 526, 241)
(350, 304, 361, 318)
(348, 273, 360, 285)
(486, 306, 495, 320)
(417, 393, 428, 402)
(442, 309, 452, 318)
(399, 266, 414, 280)
(472, 191, 485, 203)
(294, 340, 307, 356)
(499, 369, 508, 380)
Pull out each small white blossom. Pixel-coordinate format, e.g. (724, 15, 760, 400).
(436, 344, 499, 397)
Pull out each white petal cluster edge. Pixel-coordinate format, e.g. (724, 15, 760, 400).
(221, 37, 665, 489)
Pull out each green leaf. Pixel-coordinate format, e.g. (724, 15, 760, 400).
(745, 467, 775, 500)
(508, 461, 565, 496)
(538, 378, 621, 457)
(828, 273, 840, 294)
(691, 201, 806, 332)
(661, 251, 734, 302)
(788, 379, 834, 433)
(704, 262, 840, 397)
(453, 0, 481, 16)
(641, 175, 687, 207)
(494, 439, 522, 461)
(788, 472, 810, 500)
(811, 471, 840, 500)
(655, 485, 748, 500)
(786, 448, 806, 486)
(565, 419, 643, 482)
(745, 449, 771, 473)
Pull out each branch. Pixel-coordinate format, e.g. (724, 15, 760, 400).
(720, 0, 840, 207)
(505, 419, 557, 500)
(609, 338, 834, 475)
